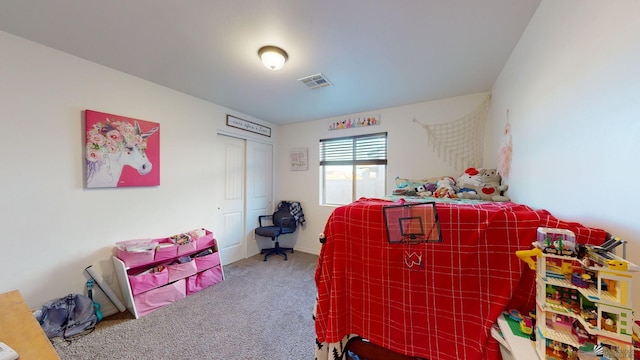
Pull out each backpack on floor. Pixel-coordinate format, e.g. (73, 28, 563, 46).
(36, 294, 98, 339)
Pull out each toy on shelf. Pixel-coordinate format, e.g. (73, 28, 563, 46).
(537, 227, 577, 256)
(515, 227, 638, 360)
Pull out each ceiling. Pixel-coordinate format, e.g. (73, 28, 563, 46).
(0, 0, 540, 125)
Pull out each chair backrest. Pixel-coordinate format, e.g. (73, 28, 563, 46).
(273, 206, 297, 234)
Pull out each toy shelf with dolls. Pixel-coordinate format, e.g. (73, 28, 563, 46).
(112, 228, 224, 318)
(516, 228, 640, 360)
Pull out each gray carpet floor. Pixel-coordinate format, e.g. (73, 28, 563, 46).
(53, 252, 319, 359)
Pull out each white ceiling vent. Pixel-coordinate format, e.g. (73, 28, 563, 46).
(298, 73, 332, 89)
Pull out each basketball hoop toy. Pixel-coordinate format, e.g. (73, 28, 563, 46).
(383, 202, 442, 270)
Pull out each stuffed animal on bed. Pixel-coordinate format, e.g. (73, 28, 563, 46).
(415, 182, 437, 197)
(394, 176, 443, 197)
(432, 177, 458, 198)
(395, 176, 441, 189)
(457, 167, 483, 188)
(456, 168, 510, 201)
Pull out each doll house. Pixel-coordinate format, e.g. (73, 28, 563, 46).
(521, 228, 637, 360)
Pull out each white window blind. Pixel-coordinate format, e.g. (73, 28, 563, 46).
(319, 132, 388, 166)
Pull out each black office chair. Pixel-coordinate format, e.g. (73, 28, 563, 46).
(255, 204, 297, 261)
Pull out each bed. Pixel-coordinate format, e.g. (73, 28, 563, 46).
(313, 197, 607, 360)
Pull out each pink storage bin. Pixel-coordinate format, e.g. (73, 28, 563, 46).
(115, 239, 156, 267)
(194, 230, 215, 251)
(167, 259, 197, 283)
(154, 238, 177, 262)
(186, 266, 224, 295)
(117, 249, 154, 267)
(194, 252, 221, 272)
(176, 241, 197, 256)
(133, 279, 186, 317)
(128, 267, 169, 295)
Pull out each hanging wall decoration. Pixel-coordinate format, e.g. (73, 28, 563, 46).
(329, 115, 380, 131)
(497, 109, 513, 179)
(413, 95, 490, 172)
(85, 110, 160, 188)
(226, 114, 271, 137)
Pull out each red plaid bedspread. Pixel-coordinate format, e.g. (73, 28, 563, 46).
(314, 198, 606, 360)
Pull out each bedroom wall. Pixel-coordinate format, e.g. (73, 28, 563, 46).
(277, 92, 490, 255)
(487, 1, 640, 314)
(0, 30, 277, 314)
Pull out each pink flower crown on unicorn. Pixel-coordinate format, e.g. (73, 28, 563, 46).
(86, 119, 150, 162)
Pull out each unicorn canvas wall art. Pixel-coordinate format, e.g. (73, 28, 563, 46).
(85, 110, 160, 188)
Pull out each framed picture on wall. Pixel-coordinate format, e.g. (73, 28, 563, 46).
(329, 114, 380, 130)
(85, 109, 160, 188)
(289, 148, 308, 171)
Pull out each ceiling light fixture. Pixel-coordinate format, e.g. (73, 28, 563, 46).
(258, 45, 288, 70)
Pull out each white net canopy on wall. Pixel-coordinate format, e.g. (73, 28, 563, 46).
(413, 95, 490, 172)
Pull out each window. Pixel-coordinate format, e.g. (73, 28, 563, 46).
(319, 132, 387, 205)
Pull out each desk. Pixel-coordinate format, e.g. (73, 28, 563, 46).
(0, 290, 60, 360)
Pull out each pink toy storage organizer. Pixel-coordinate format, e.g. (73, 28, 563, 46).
(113, 228, 223, 318)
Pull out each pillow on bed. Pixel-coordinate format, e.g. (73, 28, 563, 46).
(394, 176, 442, 190)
